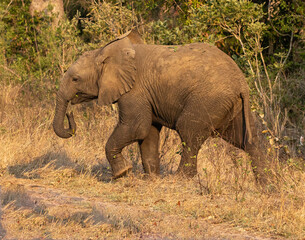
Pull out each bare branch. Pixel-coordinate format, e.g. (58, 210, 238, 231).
(274, 31, 294, 86)
(0, 0, 14, 21)
(0, 64, 22, 79)
(257, 35, 273, 105)
(268, 0, 290, 37)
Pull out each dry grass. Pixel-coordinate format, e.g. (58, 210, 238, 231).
(0, 81, 305, 239)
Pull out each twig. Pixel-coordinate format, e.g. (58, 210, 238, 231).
(221, 23, 255, 77)
(268, 0, 290, 37)
(0, 0, 14, 21)
(171, 0, 186, 15)
(32, 19, 43, 82)
(0, 64, 22, 79)
(197, 174, 204, 196)
(274, 31, 294, 86)
(257, 35, 273, 105)
(254, 43, 265, 100)
(214, 35, 232, 43)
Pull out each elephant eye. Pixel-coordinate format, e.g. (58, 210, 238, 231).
(72, 77, 78, 82)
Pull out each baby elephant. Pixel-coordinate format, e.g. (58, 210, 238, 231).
(53, 30, 267, 184)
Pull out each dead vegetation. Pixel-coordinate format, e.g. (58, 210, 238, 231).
(0, 81, 305, 239)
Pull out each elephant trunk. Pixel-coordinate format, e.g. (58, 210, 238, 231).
(53, 91, 76, 138)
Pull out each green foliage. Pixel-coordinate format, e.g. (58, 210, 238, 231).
(0, 0, 304, 145)
(0, 0, 82, 90)
(81, 1, 137, 48)
(145, 20, 188, 44)
(266, 0, 305, 69)
(0, 0, 39, 81)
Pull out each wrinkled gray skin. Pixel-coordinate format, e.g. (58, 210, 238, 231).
(53, 30, 267, 184)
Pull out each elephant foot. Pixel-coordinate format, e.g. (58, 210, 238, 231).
(109, 154, 132, 179)
(113, 165, 132, 179)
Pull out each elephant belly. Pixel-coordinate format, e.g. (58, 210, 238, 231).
(149, 90, 239, 132)
(152, 114, 175, 129)
(176, 94, 240, 131)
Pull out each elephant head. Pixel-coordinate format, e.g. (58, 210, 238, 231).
(53, 30, 143, 138)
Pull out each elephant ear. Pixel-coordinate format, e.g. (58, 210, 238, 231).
(96, 35, 138, 106)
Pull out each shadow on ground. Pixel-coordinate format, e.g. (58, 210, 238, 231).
(7, 150, 113, 182)
(0, 187, 7, 239)
(0, 184, 109, 236)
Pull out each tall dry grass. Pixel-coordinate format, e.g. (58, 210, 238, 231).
(0, 81, 305, 239)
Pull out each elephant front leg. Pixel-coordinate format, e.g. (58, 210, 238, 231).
(106, 121, 152, 178)
(105, 124, 134, 178)
(139, 124, 162, 175)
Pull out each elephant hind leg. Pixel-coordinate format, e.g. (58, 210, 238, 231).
(219, 111, 269, 185)
(139, 124, 162, 175)
(176, 119, 210, 177)
(176, 142, 201, 177)
(219, 110, 246, 150)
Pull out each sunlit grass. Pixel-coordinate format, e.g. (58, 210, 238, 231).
(0, 82, 304, 239)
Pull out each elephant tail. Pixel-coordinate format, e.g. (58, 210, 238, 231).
(241, 92, 253, 145)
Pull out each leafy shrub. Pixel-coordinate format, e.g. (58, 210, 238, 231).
(143, 0, 304, 154)
(0, 0, 83, 92)
(0, 0, 304, 152)
(81, 1, 137, 48)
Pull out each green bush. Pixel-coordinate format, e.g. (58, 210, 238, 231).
(0, 0, 83, 91)
(145, 0, 305, 142)
(81, 1, 137, 48)
(0, 0, 304, 149)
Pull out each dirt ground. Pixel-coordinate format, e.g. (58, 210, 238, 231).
(0, 168, 289, 239)
(0, 89, 304, 239)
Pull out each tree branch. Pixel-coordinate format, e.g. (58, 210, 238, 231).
(0, 64, 22, 79)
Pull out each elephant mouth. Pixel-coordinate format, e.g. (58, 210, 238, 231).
(71, 92, 98, 105)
